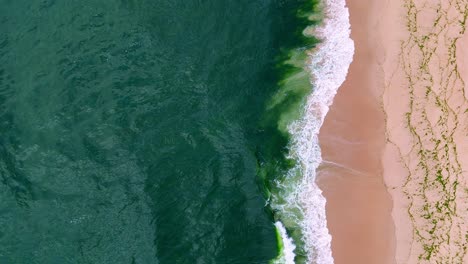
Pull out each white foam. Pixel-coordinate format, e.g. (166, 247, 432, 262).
(274, 221, 297, 264)
(276, 0, 354, 263)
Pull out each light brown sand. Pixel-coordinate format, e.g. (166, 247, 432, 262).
(316, 0, 396, 263)
(318, 0, 468, 263)
(381, 0, 468, 263)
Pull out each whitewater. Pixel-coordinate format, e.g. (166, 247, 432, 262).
(273, 0, 354, 263)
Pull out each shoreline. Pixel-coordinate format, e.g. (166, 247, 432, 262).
(268, 0, 354, 263)
(316, 0, 396, 263)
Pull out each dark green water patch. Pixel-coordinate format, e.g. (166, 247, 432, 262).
(0, 0, 322, 263)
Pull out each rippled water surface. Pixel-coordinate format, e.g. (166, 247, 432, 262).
(0, 0, 318, 263)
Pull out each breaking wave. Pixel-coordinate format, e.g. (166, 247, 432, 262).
(270, 0, 354, 263)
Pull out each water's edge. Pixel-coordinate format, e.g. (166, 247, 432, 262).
(267, 0, 354, 263)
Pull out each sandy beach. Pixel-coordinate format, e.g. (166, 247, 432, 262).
(381, 0, 468, 263)
(317, 0, 395, 263)
(318, 0, 468, 263)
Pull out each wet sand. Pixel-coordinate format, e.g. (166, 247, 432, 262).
(317, 0, 396, 263)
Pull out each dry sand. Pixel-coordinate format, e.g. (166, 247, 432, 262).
(381, 0, 468, 263)
(318, 0, 468, 263)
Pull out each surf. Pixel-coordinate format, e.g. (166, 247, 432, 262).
(266, 0, 354, 263)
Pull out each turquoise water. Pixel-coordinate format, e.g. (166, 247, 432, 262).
(0, 0, 320, 263)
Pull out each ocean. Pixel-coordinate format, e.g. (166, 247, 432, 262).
(0, 0, 352, 263)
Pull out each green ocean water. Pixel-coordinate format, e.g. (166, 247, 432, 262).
(0, 0, 319, 263)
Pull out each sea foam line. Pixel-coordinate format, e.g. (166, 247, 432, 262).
(277, 0, 354, 263)
(273, 221, 297, 264)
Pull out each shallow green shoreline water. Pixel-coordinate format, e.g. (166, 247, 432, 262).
(0, 0, 320, 263)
